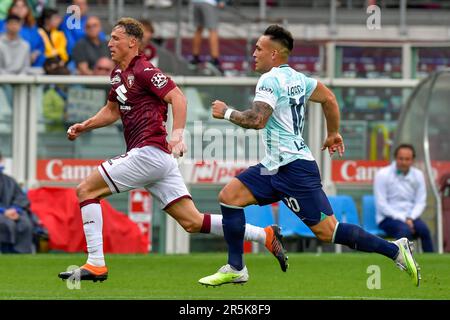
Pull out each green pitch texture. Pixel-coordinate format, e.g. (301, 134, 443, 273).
(0, 253, 448, 300)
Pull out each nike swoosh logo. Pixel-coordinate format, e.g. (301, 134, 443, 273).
(144, 68, 154, 72)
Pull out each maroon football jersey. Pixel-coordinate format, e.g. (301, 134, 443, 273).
(108, 54, 176, 153)
(141, 42, 157, 61)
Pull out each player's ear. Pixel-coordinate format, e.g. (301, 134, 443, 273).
(271, 49, 278, 60)
(129, 37, 137, 48)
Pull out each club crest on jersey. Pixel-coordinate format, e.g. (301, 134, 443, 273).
(127, 75, 135, 88)
(110, 74, 121, 85)
(151, 73, 168, 89)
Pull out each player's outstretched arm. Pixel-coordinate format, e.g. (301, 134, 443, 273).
(164, 87, 188, 158)
(67, 100, 120, 141)
(211, 100, 273, 130)
(309, 81, 345, 157)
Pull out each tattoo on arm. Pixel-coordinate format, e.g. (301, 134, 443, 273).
(229, 101, 273, 129)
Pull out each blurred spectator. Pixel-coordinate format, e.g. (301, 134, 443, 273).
(190, 0, 224, 74)
(374, 144, 434, 252)
(42, 57, 70, 132)
(0, 14, 30, 75)
(60, 0, 106, 58)
(72, 16, 109, 75)
(93, 56, 114, 76)
(144, 0, 173, 8)
(0, 152, 34, 253)
(139, 19, 158, 67)
(0, 0, 45, 67)
(38, 7, 68, 63)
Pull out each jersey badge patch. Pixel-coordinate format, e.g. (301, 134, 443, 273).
(151, 73, 168, 89)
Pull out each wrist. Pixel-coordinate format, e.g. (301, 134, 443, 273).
(224, 108, 235, 121)
(171, 129, 184, 141)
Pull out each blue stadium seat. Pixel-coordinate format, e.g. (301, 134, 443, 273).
(244, 204, 274, 228)
(327, 195, 344, 222)
(340, 195, 360, 225)
(278, 201, 315, 238)
(362, 195, 386, 237)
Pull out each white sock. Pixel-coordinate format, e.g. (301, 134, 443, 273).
(209, 214, 266, 245)
(81, 201, 105, 267)
(244, 223, 266, 244)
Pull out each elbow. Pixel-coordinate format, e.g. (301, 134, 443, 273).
(253, 116, 267, 130)
(254, 121, 265, 130)
(325, 92, 337, 107)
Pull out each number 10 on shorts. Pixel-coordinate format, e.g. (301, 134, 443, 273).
(284, 197, 300, 213)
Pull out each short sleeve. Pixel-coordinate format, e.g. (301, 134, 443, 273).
(107, 87, 117, 102)
(304, 76, 318, 101)
(253, 74, 280, 109)
(140, 67, 176, 100)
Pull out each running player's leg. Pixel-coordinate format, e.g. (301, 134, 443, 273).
(150, 159, 268, 247)
(311, 208, 420, 286)
(58, 168, 112, 281)
(198, 164, 288, 286)
(60, 147, 165, 281)
(276, 159, 420, 286)
(164, 196, 277, 255)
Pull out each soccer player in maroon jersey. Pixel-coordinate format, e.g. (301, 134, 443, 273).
(58, 18, 288, 282)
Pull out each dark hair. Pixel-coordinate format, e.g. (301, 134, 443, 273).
(263, 24, 294, 52)
(38, 7, 58, 29)
(43, 57, 70, 75)
(6, 14, 21, 22)
(114, 17, 143, 41)
(394, 143, 416, 158)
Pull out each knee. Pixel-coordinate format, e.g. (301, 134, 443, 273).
(218, 188, 234, 206)
(218, 186, 242, 207)
(76, 182, 91, 201)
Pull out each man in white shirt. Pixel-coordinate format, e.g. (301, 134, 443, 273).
(374, 144, 434, 252)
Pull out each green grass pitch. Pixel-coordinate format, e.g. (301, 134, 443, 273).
(0, 253, 449, 300)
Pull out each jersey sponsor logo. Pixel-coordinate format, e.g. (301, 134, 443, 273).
(127, 74, 135, 88)
(110, 74, 121, 85)
(115, 84, 128, 104)
(151, 73, 168, 89)
(258, 86, 273, 94)
(120, 105, 132, 111)
(287, 85, 304, 96)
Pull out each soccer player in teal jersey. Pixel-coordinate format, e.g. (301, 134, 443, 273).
(199, 25, 420, 287)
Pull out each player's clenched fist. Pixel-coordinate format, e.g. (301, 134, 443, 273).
(211, 100, 228, 119)
(67, 123, 85, 141)
(168, 138, 187, 158)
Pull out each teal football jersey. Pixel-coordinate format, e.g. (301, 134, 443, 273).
(253, 64, 317, 170)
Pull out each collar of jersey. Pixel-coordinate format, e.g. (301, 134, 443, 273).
(278, 64, 290, 68)
(123, 54, 143, 72)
